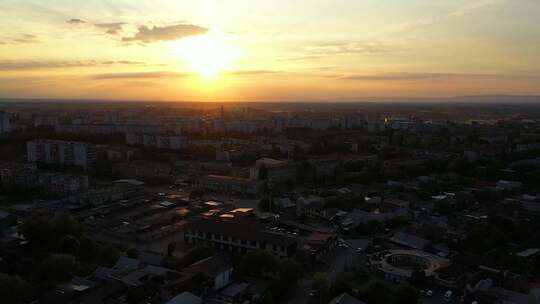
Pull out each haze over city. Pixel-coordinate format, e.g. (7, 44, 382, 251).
(1, 0, 540, 101)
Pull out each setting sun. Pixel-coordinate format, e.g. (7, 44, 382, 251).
(174, 32, 241, 79)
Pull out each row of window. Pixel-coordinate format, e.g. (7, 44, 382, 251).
(187, 230, 286, 253)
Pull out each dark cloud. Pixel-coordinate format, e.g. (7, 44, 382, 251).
(95, 22, 126, 35)
(0, 60, 143, 70)
(93, 71, 187, 80)
(66, 18, 86, 25)
(122, 23, 208, 43)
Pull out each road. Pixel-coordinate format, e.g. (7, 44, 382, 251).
(290, 238, 371, 303)
(328, 238, 370, 281)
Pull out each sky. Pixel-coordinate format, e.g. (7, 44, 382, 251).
(0, 0, 539, 102)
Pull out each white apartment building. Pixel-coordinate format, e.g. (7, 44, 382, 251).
(0, 111, 12, 134)
(27, 139, 96, 170)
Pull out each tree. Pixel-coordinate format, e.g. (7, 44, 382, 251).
(312, 272, 330, 302)
(363, 280, 391, 304)
(38, 254, 78, 285)
(298, 160, 312, 181)
(391, 283, 419, 304)
(279, 258, 302, 285)
(127, 248, 140, 259)
(60, 235, 81, 256)
(258, 198, 272, 212)
(78, 236, 99, 262)
(18, 212, 53, 248)
(52, 213, 81, 238)
(238, 251, 279, 277)
(0, 273, 31, 304)
(99, 246, 120, 267)
(332, 272, 355, 296)
(410, 270, 426, 286)
(167, 243, 175, 257)
(258, 163, 268, 180)
(261, 290, 276, 304)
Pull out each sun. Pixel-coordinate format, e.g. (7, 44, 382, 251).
(174, 31, 241, 79)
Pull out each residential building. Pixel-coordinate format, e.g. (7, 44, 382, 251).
(126, 133, 188, 150)
(198, 175, 263, 196)
(249, 158, 298, 182)
(0, 111, 12, 134)
(112, 160, 172, 181)
(26, 139, 96, 170)
(105, 146, 137, 162)
(0, 162, 88, 194)
(56, 123, 167, 135)
(184, 255, 233, 291)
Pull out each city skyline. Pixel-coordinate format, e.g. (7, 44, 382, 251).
(1, 0, 540, 101)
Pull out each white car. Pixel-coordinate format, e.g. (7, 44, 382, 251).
(426, 290, 434, 297)
(356, 247, 363, 253)
(444, 290, 453, 302)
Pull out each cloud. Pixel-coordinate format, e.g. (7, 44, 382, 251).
(289, 41, 399, 60)
(227, 70, 281, 75)
(95, 22, 126, 35)
(66, 18, 86, 25)
(0, 60, 143, 70)
(121, 23, 208, 43)
(340, 72, 521, 81)
(93, 71, 187, 80)
(67, 18, 125, 35)
(0, 34, 38, 45)
(388, 0, 501, 33)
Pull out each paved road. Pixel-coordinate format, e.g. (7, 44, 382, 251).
(290, 238, 371, 303)
(328, 238, 371, 281)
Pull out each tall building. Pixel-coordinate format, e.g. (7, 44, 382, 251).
(27, 139, 96, 170)
(0, 111, 12, 134)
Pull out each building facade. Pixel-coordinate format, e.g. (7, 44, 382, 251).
(27, 139, 96, 170)
(184, 219, 297, 258)
(0, 111, 12, 134)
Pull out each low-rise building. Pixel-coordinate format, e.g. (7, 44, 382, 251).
(296, 196, 325, 218)
(198, 175, 263, 196)
(184, 218, 298, 258)
(302, 232, 338, 262)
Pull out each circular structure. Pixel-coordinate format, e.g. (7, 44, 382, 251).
(370, 249, 450, 283)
